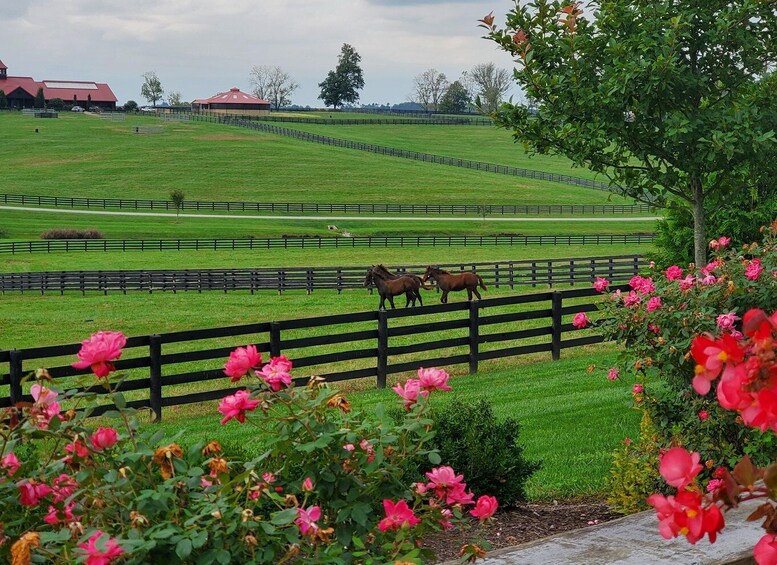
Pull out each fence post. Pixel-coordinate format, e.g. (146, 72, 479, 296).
(9, 350, 23, 405)
(269, 322, 282, 357)
(551, 291, 563, 361)
(377, 310, 388, 389)
(468, 302, 479, 374)
(149, 334, 163, 422)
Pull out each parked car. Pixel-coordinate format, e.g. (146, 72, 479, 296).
(71, 106, 84, 112)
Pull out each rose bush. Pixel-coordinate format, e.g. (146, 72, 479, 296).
(0, 334, 498, 563)
(597, 223, 777, 511)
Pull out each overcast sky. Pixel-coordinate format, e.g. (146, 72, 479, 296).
(1, 0, 522, 106)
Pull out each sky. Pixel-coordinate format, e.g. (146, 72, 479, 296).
(1, 0, 522, 107)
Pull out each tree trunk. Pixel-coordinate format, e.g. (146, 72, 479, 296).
(690, 177, 707, 267)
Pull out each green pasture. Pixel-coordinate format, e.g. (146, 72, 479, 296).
(0, 208, 657, 243)
(274, 121, 604, 181)
(0, 112, 625, 205)
(0, 242, 653, 273)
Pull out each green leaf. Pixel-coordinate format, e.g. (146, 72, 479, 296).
(428, 451, 442, 465)
(271, 508, 298, 526)
(112, 392, 127, 410)
(175, 539, 193, 560)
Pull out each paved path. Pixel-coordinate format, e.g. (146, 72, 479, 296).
(0, 206, 661, 223)
(463, 503, 760, 565)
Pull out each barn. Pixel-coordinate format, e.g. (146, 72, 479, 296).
(0, 59, 117, 110)
(192, 87, 271, 115)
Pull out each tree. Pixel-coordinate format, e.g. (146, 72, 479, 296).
(48, 98, 64, 111)
(141, 71, 164, 107)
(411, 69, 449, 111)
(0, 90, 8, 110)
(318, 44, 364, 109)
(167, 91, 183, 106)
(123, 100, 138, 113)
(249, 65, 299, 110)
(438, 81, 472, 114)
(481, 1, 777, 266)
(34, 87, 45, 109)
(469, 63, 511, 114)
(169, 190, 185, 219)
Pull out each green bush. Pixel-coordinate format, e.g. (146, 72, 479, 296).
(427, 398, 540, 507)
(40, 228, 105, 240)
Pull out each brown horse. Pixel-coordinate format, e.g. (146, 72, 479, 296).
(372, 264, 433, 291)
(363, 267, 425, 309)
(422, 266, 487, 303)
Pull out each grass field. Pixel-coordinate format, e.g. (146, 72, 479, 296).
(0, 113, 625, 205)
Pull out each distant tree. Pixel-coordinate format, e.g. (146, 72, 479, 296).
(0, 90, 9, 110)
(86, 94, 92, 111)
(458, 70, 478, 102)
(318, 44, 364, 109)
(48, 98, 64, 111)
(469, 63, 511, 113)
(141, 71, 164, 107)
(169, 190, 185, 219)
(438, 81, 471, 114)
(249, 65, 299, 110)
(167, 91, 183, 106)
(411, 69, 449, 111)
(123, 100, 138, 113)
(34, 87, 45, 109)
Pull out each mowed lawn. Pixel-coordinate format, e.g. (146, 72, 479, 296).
(0, 112, 627, 205)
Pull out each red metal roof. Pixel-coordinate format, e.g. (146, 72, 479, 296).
(0, 60, 7, 70)
(41, 80, 117, 103)
(197, 87, 270, 105)
(0, 76, 39, 96)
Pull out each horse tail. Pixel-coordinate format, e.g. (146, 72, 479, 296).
(420, 283, 434, 291)
(477, 274, 488, 290)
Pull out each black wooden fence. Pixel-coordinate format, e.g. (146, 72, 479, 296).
(0, 193, 654, 216)
(0, 256, 644, 294)
(184, 112, 612, 191)
(249, 116, 493, 125)
(0, 235, 656, 256)
(0, 285, 623, 420)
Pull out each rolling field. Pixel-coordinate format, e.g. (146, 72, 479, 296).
(0, 112, 623, 204)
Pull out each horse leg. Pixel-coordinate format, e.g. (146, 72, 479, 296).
(416, 289, 423, 306)
(379, 293, 386, 310)
(467, 289, 473, 301)
(389, 295, 396, 309)
(441, 290, 449, 303)
(473, 288, 482, 300)
(404, 291, 412, 308)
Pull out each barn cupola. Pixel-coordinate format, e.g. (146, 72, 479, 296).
(0, 60, 7, 80)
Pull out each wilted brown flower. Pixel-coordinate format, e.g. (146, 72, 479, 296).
(284, 494, 299, 507)
(34, 368, 52, 382)
(244, 534, 259, 547)
(307, 375, 326, 389)
(313, 527, 335, 544)
(208, 457, 229, 477)
(479, 11, 495, 27)
(459, 543, 487, 562)
(202, 441, 222, 457)
(11, 531, 40, 565)
(326, 394, 351, 414)
(130, 511, 149, 528)
(67, 521, 85, 539)
(153, 443, 183, 479)
(241, 509, 254, 522)
(61, 409, 77, 422)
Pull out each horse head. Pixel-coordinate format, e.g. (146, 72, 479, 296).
(421, 265, 437, 282)
(363, 269, 374, 287)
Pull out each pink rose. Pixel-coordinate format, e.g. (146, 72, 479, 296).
(425, 466, 474, 505)
(295, 505, 321, 536)
(679, 275, 696, 291)
(659, 447, 703, 489)
(709, 239, 720, 250)
(44, 502, 76, 525)
(745, 258, 764, 281)
(223, 345, 262, 382)
(706, 478, 722, 493)
(1, 452, 20, 476)
(302, 477, 314, 492)
(75, 531, 124, 564)
(607, 368, 619, 381)
(72, 331, 127, 378)
(417, 367, 452, 392)
(646, 296, 662, 312)
(698, 410, 709, 421)
(218, 389, 261, 425)
(392, 379, 427, 409)
(17, 480, 52, 507)
(701, 274, 717, 285)
(665, 266, 683, 281)
(593, 277, 609, 292)
(572, 312, 589, 329)
(90, 427, 119, 451)
(259, 355, 293, 391)
(623, 291, 641, 307)
(718, 236, 731, 248)
(378, 499, 421, 532)
(633, 383, 643, 395)
(716, 312, 739, 331)
(470, 495, 499, 520)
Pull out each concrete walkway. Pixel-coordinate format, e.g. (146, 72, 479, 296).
(0, 205, 661, 223)
(472, 501, 761, 565)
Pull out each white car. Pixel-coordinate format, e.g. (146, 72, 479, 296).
(71, 106, 84, 112)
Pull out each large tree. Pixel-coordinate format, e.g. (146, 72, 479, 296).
(411, 68, 449, 111)
(249, 65, 299, 110)
(318, 44, 364, 109)
(438, 81, 472, 114)
(469, 62, 511, 113)
(481, 1, 777, 266)
(34, 87, 45, 109)
(141, 71, 164, 107)
(167, 91, 183, 106)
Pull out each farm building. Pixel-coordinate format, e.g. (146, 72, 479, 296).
(0, 59, 117, 110)
(192, 87, 271, 115)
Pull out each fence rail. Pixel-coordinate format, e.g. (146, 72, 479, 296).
(0, 193, 653, 216)
(249, 116, 493, 125)
(184, 112, 613, 191)
(0, 255, 645, 294)
(0, 285, 624, 420)
(0, 235, 656, 256)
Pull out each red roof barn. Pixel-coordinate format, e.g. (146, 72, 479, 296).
(0, 59, 117, 110)
(192, 87, 270, 114)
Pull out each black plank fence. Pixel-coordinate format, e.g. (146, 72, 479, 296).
(0, 285, 624, 420)
(249, 116, 494, 126)
(183, 112, 613, 191)
(0, 255, 645, 294)
(0, 193, 654, 216)
(0, 235, 656, 256)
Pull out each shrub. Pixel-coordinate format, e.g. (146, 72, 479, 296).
(48, 98, 65, 111)
(40, 228, 105, 240)
(0, 340, 498, 563)
(425, 398, 540, 507)
(0, 227, 8, 239)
